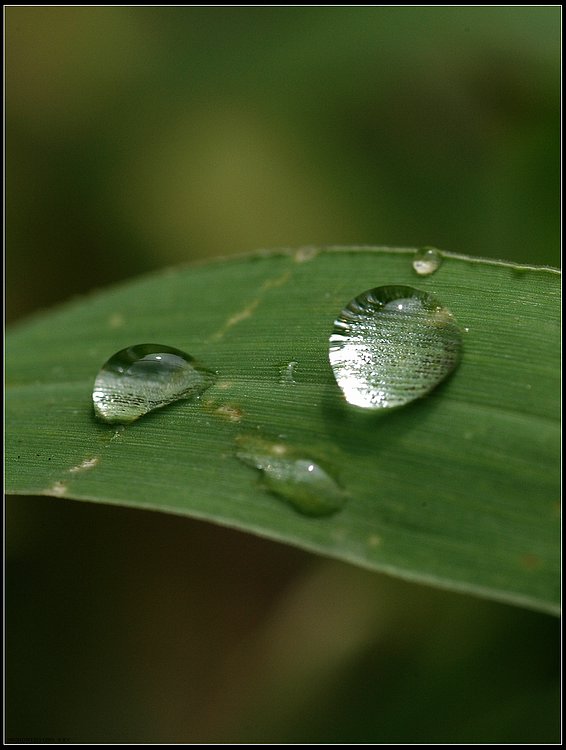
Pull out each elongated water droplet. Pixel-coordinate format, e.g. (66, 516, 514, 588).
(235, 435, 347, 517)
(279, 360, 299, 385)
(413, 247, 443, 276)
(329, 286, 462, 410)
(93, 344, 216, 424)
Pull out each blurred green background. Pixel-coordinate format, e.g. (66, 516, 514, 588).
(6, 6, 560, 743)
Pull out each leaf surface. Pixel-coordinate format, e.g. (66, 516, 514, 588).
(6, 247, 560, 613)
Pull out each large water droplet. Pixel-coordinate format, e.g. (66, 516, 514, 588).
(329, 286, 462, 410)
(412, 247, 443, 276)
(235, 435, 347, 517)
(93, 344, 216, 423)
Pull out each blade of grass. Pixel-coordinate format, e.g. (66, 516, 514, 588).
(6, 247, 560, 613)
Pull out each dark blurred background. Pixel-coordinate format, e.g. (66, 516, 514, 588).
(6, 7, 560, 743)
(7, 6, 560, 323)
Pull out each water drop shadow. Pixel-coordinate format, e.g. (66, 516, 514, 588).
(321, 374, 453, 458)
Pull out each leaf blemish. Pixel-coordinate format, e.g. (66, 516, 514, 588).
(216, 380, 234, 390)
(212, 298, 261, 340)
(108, 313, 125, 329)
(214, 404, 243, 422)
(519, 553, 543, 571)
(212, 272, 290, 341)
(68, 456, 100, 474)
(261, 270, 291, 290)
(47, 481, 68, 497)
(294, 246, 318, 263)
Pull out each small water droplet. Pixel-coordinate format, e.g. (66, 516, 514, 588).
(412, 247, 443, 276)
(93, 344, 216, 424)
(279, 360, 299, 385)
(235, 435, 347, 517)
(329, 286, 462, 410)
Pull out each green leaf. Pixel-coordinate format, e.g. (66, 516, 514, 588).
(6, 247, 560, 614)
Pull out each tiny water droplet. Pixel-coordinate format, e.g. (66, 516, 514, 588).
(412, 247, 443, 276)
(329, 286, 462, 410)
(235, 435, 347, 517)
(93, 344, 216, 424)
(279, 360, 299, 385)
